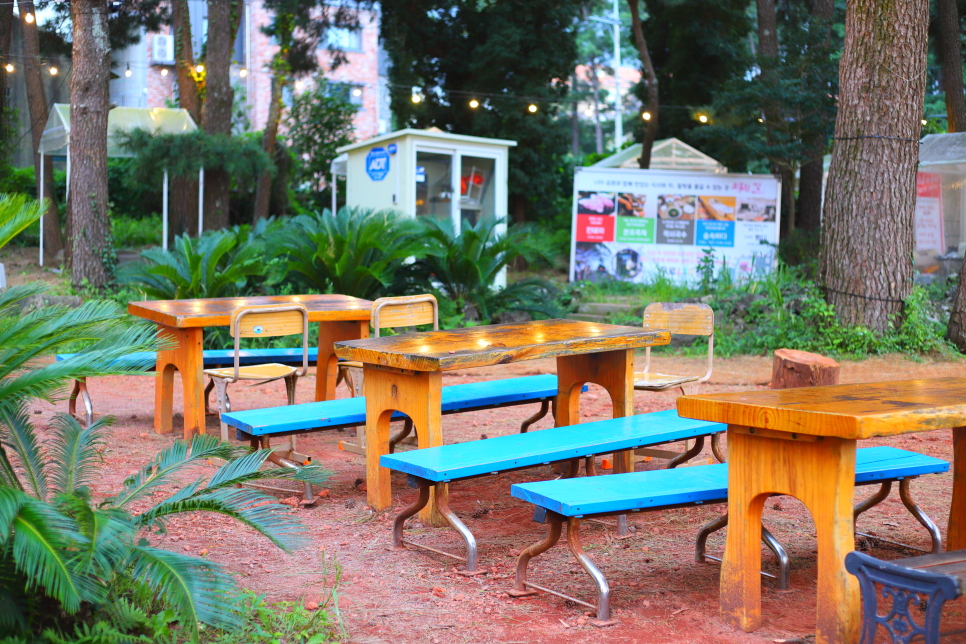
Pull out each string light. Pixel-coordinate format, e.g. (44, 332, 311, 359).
(642, 111, 651, 121)
(921, 119, 928, 125)
(469, 99, 479, 108)
(48, 66, 57, 75)
(411, 93, 421, 103)
(294, 79, 305, 90)
(124, 63, 132, 77)
(352, 87, 362, 97)
(23, 12, 33, 23)
(4, 63, 12, 73)
(698, 114, 708, 123)
(160, 68, 168, 76)
(195, 64, 204, 73)
(527, 103, 538, 113)
(238, 68, 247, 77)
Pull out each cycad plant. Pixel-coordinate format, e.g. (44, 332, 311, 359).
(411, 217, 562, 323)
(272, 207, 425, 300)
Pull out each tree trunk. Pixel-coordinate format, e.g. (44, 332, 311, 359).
(253, 73, 285, 222)
(68, 0, 112, 289)
(779, 164, 796, 237)
(19, 0, 63, 263)
(571, 73, 580, 156)
(589, 63, 603, 155)
(170, 0, 199, 242)
(819, 0, 927, 333)
(628, 0, 658, 169)
(0, 0, 11, 165)
(770, 348, 840, 389)
(201, 0, 241, 231)
(938, 0, 966, 133)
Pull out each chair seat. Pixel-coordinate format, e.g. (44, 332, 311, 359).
(204, 363, 298, 381)
(633, 372, 700, 390)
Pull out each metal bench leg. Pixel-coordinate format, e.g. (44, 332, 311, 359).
(711, 432, 726, 463)
(394, 481, 431, 548)
(695, 512, 790, 589)
(204, 379, 215, 415)
(433, 481, 482, 575)
(69, 378, 93, 428)
(508, 511, 564, 598)
(899, 478, 943, 554)
(761, 527, 790, 590)
(388, 419, 414, 454)
(520, 400, 550, 433)
(213, 378, 230, 442)
(854, 481, 892, 524)
(695, 513, 728, 563)
(667, 435, 706, 468)
(567, 517, 618, 626)
(284, 374, 298, 405)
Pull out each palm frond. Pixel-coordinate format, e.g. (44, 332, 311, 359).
(0, 405, 48, 499)
(0, 552, 29, 633)
(59, 494, 134, 581)
(137, 487, 305, 552)
(0, 487, 96, 613)
(111, 436, 241, 509)
(128, 545, 240, 635)
(206, 450, 331, 491)
(0, 193, 45, 251)
(48, 414, 114, 496)
(0, 443, 22, 490)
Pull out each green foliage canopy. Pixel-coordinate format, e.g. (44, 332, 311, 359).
(117, 129, 274, 183)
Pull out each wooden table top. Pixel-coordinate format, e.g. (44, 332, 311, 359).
(333, 319, 670, 372)
(128, 294, 373, 328)
(677, 378, 966, 440)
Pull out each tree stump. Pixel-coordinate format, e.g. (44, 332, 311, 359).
(770, 349, 840, 389)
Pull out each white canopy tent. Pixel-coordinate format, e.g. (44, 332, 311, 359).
(38, 105, 205, 263)
(591, 137, 728, 173)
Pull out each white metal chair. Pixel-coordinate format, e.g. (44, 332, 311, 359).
(338, 294, 438, 454)
(204, 304, 310, 443)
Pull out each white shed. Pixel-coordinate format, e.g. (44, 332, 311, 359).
(591, 137, 728, 174)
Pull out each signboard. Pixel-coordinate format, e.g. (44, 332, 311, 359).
(365, 147, 390, 181)
(570, 168, 781, 284)
(915, 172, 945, 254)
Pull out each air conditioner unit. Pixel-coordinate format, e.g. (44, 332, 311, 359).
(152, 34, 174, 65)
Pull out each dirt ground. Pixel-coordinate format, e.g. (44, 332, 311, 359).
(30, 353, 966, 643)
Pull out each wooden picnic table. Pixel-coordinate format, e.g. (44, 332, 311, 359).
(677, 378, 966, 644)
(130, 294, 372, 439)
(334, 318, 670, 525)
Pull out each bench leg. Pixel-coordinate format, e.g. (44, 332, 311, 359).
(204, 379, 215, 415)
(520, 400, 550, 433)
(695, 512, 791, 590)
(667, 435, 706, 468)
(69, 378, 93, 428)
(393, 482, 431, 548)
(951, 426, 966, 550)
(899, 478, 943, 554)
(567, 517, 618, 626)
(434, 482, 481, 575)
(508, 512, 563, 598)
(388, 419, 413, 454)
(212, 378, 230, 442)
(711, 432, 726, 463)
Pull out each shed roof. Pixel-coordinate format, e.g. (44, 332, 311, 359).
(919, 132, 966, 167)
(337, 128, 517, 154)
(591, 137, 727, 173)
(39, 104, 198, 158)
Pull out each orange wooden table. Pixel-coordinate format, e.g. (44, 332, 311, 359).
(129, 294, 372, 438)
(334, 319, 670, 525)
(677, 378, 966, 644)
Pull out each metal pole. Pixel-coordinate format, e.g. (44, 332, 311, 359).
(162, 170, 169, 250)
(198, 167, 204, 234)
(330, 159, 337, 214)
(612, 0, 623, 149)
(38, 153, 44, 266)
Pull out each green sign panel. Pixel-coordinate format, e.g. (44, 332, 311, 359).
(615, 217, 655, 244)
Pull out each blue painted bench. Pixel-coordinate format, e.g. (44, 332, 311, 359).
(56, 348, 320, 426)
(508, 446, 949, 625)
(380, 409, 725, 574)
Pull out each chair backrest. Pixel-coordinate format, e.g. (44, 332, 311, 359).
(371, 295, 438, 338)
(642, 302, 715, 383)
(228, 304, 310, 380)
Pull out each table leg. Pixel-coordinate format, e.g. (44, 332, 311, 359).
(153, 325, 204, 439)
(363, 365, 446, 526)
(721, 427, 858, 644)
(316, 320, 369, 401)
(949, 426, 966, 550)
(557, 349, 634, 472)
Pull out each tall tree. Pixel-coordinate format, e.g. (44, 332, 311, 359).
(169, 0, 200, 242)
(68, 0, 112, 289)
(937, 0, 966, 133)
(19, 0, 64, 263)
(819, 0, 927, 333)
(0, 0, 12, 168)
(201, 0, 242, 231)
(628, 0, 658, 168)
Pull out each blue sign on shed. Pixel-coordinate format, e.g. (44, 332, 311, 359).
(365, 147, 390, 181)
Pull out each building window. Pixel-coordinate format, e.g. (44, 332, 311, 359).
(328, 82, 364, 107)
(324, 27, 362, 52)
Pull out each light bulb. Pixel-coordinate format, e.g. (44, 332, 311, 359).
(642, 111, 651, 121)
(921, 119, 928, 125)
(160, 68, 168, 77)
(48, 66, 57, 75)
(24, 13, 34, 23)
(411, 94, 421, 104)
(239, 68, 248, 77)
(698, 114, 708, 123)
(469, 99, 479, 109)
(528, 104, 538, 113)
(352, 87, 362, 97)
(4, 63, 13, 73)
(124, 66, 132, 77)
(195, 64, 204, 73)
(294, 80, 305, 90)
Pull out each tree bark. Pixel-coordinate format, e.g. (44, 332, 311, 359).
(170, 0, 199, 242)
(253, 73, 285, 222)
(819, 0, 927, 333)
(797, 0, 835, 234)
(589, 62, 603, 155)
(201, 0, 241, 231)
(571, 73, 580, 156)
(937, 0, 966, 133)
(0, 0, 11, 166)
(19, 0, 63, 262)
(770, 348, 840, 389)
(68, 0, 112, 289)
(628, 0, 658, 169)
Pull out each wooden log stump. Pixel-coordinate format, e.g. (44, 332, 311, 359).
(770, 349, 840, 389)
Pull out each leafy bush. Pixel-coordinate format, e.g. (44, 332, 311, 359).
(408, 217, 562, 323)
(118, 227, 271, 300)
(112, 214, 162, 248)
(271, 207, 424, 300)
(199, 590, 340, 644)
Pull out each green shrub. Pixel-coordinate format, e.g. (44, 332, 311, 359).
(112, 214, 162, 248)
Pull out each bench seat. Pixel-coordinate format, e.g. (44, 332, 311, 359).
(382, 409, 725, 574)
(56, 347, 319, 370)
(222, 373, 570, 436)
(508, 446, 949, 625)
